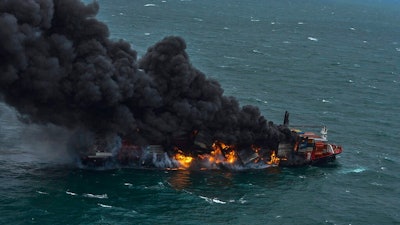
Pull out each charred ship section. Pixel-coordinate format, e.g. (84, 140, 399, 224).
(80, 112, 342, 169)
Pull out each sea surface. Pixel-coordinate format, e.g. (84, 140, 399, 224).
(1, 0, 400, 224)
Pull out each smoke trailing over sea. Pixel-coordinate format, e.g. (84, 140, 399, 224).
(0, 0, 292, 155)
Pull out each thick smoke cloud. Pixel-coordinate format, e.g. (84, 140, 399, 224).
(0, 0, 292, 154)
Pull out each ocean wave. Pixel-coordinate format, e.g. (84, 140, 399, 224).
(83, 193, 109, 199)
(199, 196, 227, 204)
(66, 191, 77, 196)
(339, 167, 367, 174)
(98, 203, 112, 208)
(124, 182, 133, 187)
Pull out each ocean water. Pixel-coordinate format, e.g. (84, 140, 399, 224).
(1, 0, 400, 224)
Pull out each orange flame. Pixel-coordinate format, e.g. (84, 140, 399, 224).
(251, 145, 261, 153)
(210, 141, 238, 164)
(174, 151, 193, 169)
(267, 151, 280, 165)
(172, 142, 281, 169)
(225, 150, 237, 164)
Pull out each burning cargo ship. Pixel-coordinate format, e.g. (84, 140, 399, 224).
(1, 1, 342, 171)
(80, 112, 342, 169)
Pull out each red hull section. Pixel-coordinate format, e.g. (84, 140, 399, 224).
(278, 126, 343, 166)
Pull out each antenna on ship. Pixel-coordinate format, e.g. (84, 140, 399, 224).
(320, 126, 328, 140)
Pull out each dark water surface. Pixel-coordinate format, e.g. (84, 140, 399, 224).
(1, 0, 400, 224)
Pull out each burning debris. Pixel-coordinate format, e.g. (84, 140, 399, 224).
(0, 0, 342, 169)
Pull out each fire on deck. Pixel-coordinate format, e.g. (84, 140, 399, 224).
(80, 128, 342, 169)
(80, 112, 342, 169)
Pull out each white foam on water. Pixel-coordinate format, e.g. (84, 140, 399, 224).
(223, 55, 238, 59)
(322, 99, 330, 103)
(36, 191, 49, 195)
(340, 167, 367, 174)
(199, 196, 226, 204)
(199, 196, 212, 203)
(352, 168, 366, 173)
(212, 198, 226, 204)
(98, 203, 112, 208)
(308, 37, 318, 42)
(83, 193, 108, 199)
(371, 182, 383, 186)
(66, 191, 77, 196)
(238, 196, 247, 204)
(124, 182, 133, 187)
(144, 4, 156, 7)
(142, 182, 166, 191)
(144, 32, 151, 36)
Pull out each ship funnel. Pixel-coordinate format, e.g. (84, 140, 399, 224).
(283, 111, 289, 127)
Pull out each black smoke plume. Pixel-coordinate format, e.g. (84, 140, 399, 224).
(0, 0, 293, 155)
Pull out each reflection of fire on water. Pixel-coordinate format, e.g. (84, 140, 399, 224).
(167, 170, 192, 190)
(167, 170, 234, 192)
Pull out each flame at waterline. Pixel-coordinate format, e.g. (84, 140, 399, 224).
(174, 150, 194, 169)
(172, 141, 280, 169)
